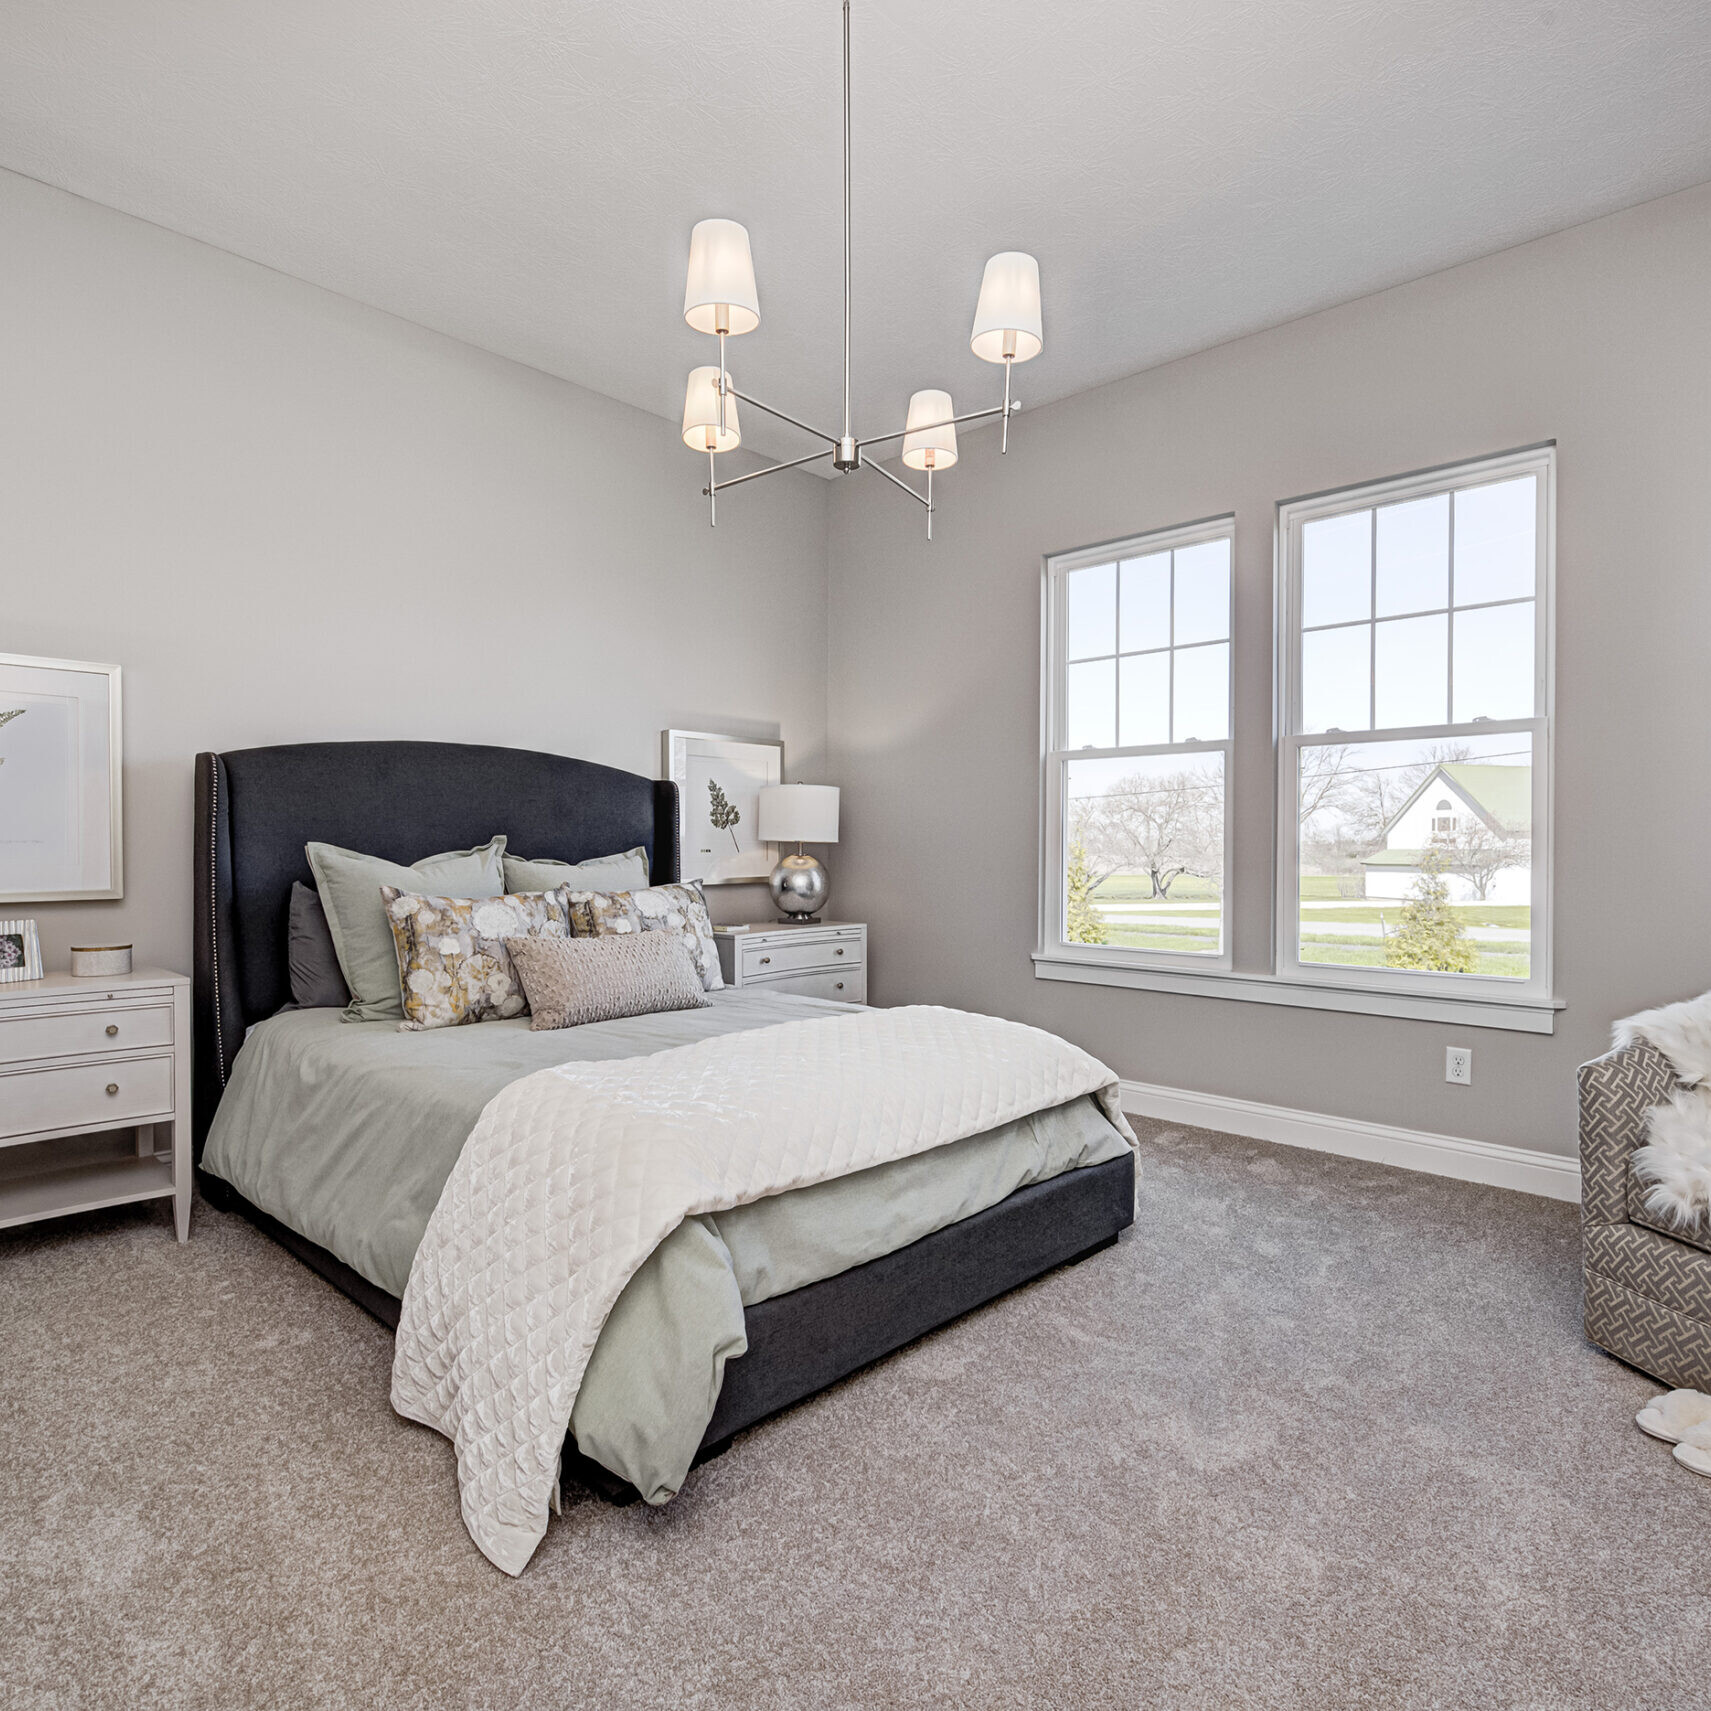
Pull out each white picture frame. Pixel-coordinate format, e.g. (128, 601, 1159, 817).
(0, 653, 124, 904)
(0, 917, 44, 984)
(662, 730, 784, 886)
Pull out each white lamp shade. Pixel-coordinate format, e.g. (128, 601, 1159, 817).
(970, 251, 1043, 364)
(684, 219, 761, 336)
(901, 390, 958, 472)
(758, 784, 840, 844)
(682, 367, 741, 453)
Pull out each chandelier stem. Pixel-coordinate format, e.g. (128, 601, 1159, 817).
(841, 0, 852, 448)
(1002, 358, 1013, 453)
(927, 466, 933, 541)
(709, 445, 717, 526)
(718, 331, 727, 434)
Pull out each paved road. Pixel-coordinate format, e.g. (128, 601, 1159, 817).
(1094, 902, 1529, 943)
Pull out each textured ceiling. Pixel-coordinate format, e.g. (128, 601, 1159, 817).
(5, 1, 1710, 468)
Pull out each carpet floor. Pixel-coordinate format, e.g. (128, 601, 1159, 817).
(3, 1121, 1707, 1710)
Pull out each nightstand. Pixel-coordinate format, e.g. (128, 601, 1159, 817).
(714, 921, 867, 1003)
(0, 967, 192, 1241)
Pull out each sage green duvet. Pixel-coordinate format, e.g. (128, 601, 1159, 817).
(202, 992, 1129, 1502)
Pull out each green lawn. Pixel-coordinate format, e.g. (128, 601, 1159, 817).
(1081, 871, 1528, 976)
(1104, 922, 1221, 952)
(1299, 942, 1529, 978)
(1300, 875, 1362, 900)
(1089, 874, 1222, 902)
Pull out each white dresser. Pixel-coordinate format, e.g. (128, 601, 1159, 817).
(0, 967, 192, 1241)
(714, 921, 867, 1003)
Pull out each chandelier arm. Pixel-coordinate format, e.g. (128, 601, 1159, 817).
(725, 384, 841, 445)
(858, 450, 929, 506)
(858, 400, 1017, 452)
(705, 446, 836, 495)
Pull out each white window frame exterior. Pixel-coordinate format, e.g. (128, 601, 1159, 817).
(1274, 444, 1556, 1016)
(1036, 515, 1236, 980)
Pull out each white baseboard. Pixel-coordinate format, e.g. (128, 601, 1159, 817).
(1119, 1078, 1581, 1202)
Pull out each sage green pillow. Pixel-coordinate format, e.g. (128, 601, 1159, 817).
(502, 846, 650, 895)
(305, 836, 507, 1022)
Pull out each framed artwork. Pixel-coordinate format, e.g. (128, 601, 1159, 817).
(662, 730, 784, 886)
(0, 654, 123, 904)
(0, 917, 44, 984)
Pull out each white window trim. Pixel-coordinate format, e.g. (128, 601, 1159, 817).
(1037, 516, 1235, 978)
(1033, 445, 1560, 1035)
(1273, 443, 1555, 1019)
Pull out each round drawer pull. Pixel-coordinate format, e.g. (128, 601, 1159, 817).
(759, 956, 771, 965)
(835, 982, 844, 991)
(106, 1083, 120, 1096)
(834, 948, 845, 956)
(106, 1024, 119, 1037)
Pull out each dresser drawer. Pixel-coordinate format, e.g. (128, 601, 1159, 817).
(0, 1055, 175, 1142)
(0, 1004, 174, 1067)
(741, 936, 862, 979)
(753, 968, 866, 1003)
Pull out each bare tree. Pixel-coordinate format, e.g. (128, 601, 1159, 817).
(1297, 743, 1353, 828)
(1076, 769, 1222, 898)
(1440, 818, 1529, 901)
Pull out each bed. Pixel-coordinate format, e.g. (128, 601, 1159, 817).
(192, 741, 1135, 1521)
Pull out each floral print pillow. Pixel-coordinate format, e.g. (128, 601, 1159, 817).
(558, 881, 725, 992)
(381, 887, 570, 1031)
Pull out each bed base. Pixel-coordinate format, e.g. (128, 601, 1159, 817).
(198, 1149, 1134, 1502)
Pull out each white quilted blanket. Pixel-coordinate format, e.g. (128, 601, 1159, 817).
(390, 1004, 1133, 1574)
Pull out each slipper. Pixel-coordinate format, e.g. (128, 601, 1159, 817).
(1673, 1421, 1711, 1477)
(1635, 1388, 1711, 1444)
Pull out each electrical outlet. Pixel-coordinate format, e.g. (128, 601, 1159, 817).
(1445, 1046, 1473, 1086)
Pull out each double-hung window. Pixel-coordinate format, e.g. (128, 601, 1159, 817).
(1040, 517, 1234, 971)
(1276, 445, 1554, 1008)
(1037, 445, 1554, 1029)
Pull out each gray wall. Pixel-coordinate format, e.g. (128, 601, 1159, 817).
(828, 181, 1711, 1158)
(1, 169, 831, 970)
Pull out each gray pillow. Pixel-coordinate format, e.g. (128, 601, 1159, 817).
(502, 846, 650, 895)
(506, 931, 710, 1031)
(287, 881, 350, 1010)
(305, 836, 507, 1022)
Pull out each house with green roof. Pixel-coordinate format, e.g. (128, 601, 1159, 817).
(1361, 762, 1533, 905)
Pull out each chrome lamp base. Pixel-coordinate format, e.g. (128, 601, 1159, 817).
(769, 851, 830, 922)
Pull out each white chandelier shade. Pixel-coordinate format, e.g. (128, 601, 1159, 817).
(901, 390, 958, 471)
(684, 219, 761, 336)
(681, 366, 742, 452)
(970, 251, 1043, 364)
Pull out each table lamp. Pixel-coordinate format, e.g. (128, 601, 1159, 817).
(757, 784, 840, 921)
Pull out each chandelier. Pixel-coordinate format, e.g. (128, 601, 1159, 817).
(679, 0, 1044, 539)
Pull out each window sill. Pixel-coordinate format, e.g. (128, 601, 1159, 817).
(1031, 953, 1561, 1034)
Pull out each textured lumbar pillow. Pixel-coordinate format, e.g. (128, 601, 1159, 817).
(506, 931, 711, 1031)
(306, 836, 507, 1022)
(382, 887, 568, 1031)
(502, 846, 650, 896)
(558, 881, 725, 991)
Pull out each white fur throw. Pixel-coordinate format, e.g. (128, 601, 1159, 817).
(1615, 994, 1711, 1229)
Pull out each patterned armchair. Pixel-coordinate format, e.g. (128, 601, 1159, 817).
(1579, 1040, 1711, 1388)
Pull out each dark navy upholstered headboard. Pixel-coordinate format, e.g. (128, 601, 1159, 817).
(192, 741, 679, 1155)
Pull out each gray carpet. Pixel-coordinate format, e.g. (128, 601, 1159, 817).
(4, 1122, 1707, 1710)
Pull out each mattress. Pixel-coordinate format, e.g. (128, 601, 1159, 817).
(202, 991, 1131, 1500)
